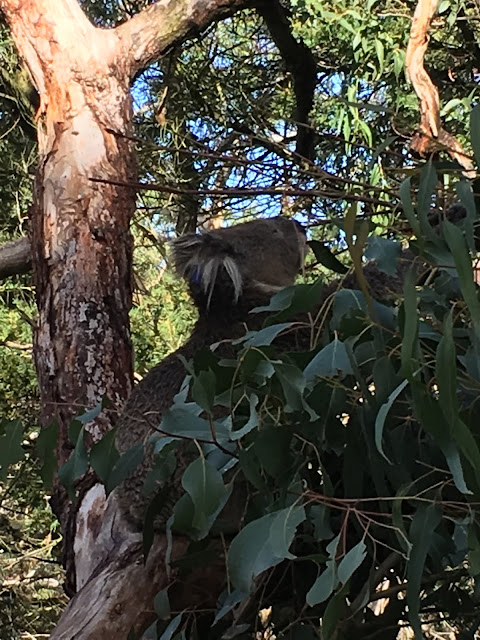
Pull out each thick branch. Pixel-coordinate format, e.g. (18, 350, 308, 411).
(406, 0, 475, 177)
(115, 0, 248, 77)
(254, 0, 317, 161)
(0, 0, 109, 97)
(51, 527, 226, 640)
(0, 237, 31, 279)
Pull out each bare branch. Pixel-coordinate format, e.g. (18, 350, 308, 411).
(0, 237, 32, 280)
(406, 0, 475, 177)
(90, 176, 395, 209)
(254, 0, 317, 161)
(115, 0, 248, 78)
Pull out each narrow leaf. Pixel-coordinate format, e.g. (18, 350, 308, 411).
(306, 562, 338, 606)
(407, 505, 442, 636)
(400, 177, 421, 237)
(443, 220, 480, 335)
(470, 104, 480, 168)
(400, 269, 419, 379)
(90, 429, 119, 484)
(181, 456, 228, 533)
(435, 312, 457, 433)
(105, 442, 144, 494)
(57, 426, 88, 500)
(308, 240, 348, 274)
(375, 379, 409, 462)
(0, 420, 24, 481)
(337, 540, 367, 584)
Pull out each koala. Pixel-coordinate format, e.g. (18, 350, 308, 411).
(114, 216, 307, 528)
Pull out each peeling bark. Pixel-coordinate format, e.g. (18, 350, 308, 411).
(50, 525, 226, 640)
(406, 0, 475, 177)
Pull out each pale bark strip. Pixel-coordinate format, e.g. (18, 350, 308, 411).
(406, 0, 475, 177)
(51, 524, 226, 640)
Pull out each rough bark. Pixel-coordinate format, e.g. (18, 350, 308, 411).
(0, 0, 248, 633)
(406, 0, 475, 177)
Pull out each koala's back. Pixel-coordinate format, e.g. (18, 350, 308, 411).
(113, 316, 251, 527)
(113, 216, 306, 528)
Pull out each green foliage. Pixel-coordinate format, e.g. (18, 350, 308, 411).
(116, 157, 480, 638)
(3, 0, 480, 636)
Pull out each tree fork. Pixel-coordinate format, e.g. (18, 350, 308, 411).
(0, 0, 247, 630)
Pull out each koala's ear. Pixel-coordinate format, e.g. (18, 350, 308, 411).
(171, 232, 243, 304)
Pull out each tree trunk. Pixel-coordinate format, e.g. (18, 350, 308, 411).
(0, 0, 246, 633)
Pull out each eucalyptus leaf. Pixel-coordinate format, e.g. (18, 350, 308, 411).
(228, 506, 306, 593)
(365, 236, 401, 275)
(304, 336, 353, 383)
(0, 420, 24, 481)
(407, 505, 442, 636)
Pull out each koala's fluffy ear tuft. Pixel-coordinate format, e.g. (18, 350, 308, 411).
(171, 232, 243, 305)
(171, 217, 307, 310)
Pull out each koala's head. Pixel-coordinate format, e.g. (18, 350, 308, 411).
(172, 216, 307, 312)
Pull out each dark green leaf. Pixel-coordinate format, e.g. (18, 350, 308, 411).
(154, 590, 171, 619)
(274, 362, 317, 418)
(252, 279, 325, 321)
(161, 405, 229, 444)
(306, 562, 338, 606)
(75, 401, 103, 424)
(181, 456, 228, 534)
(400, 177, 421, 237)
(227, 506, 305, 593)
(35, 421, 58, 488)
(214, 590, 248, 624)
(443, 220, 480, 335)
(308, 240, 348, 274)
(58, 426, 88, 500)
(417, 162, 441, 245)
(436, 312, 457, 433)
(365, 236, 401, 275)
(105, 442, 144, 494)
(269, 505, 306, 560)
(309, 504, 334, 541)
(321, 584, 349, 639)
(470, 104, 480, 169)
(304, 336, 354, 383)
(407, 504, 442, 636)
(375, 379, 408, 463)
(239, 323, 296, 347)
(157, 613, 183, 640)
(455, 180, 477, 223)
(337, 540, 367, 584)
(230, 394, 259, 440)
(191, 369, 216, 413)
(143, 444, 177, 497)
(400, 269, 419, 379)
(254, 425, 292, 479)
(90, 429, 119, 484)
(0, 420, 24, 481)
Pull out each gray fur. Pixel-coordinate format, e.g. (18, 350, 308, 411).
(115, 216, 306, 528)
